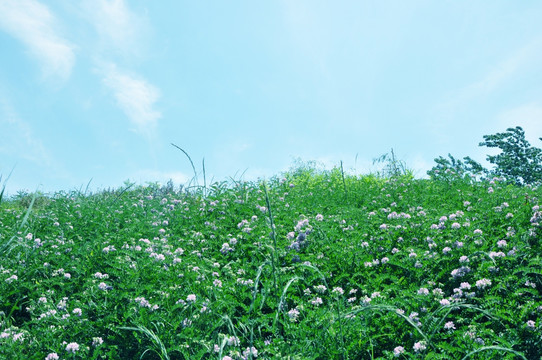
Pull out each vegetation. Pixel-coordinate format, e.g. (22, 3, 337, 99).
(0, 127, 541, 359)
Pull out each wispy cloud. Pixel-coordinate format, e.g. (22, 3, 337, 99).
(81, 0, 147, 57)
(101, 64, 161, 134)
(0, 0, 75, 81)
(437, 37, 542, 113)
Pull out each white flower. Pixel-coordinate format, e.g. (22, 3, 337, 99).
(65, 342, 80, 353)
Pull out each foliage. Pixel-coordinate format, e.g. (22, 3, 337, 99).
(373, 149, 414, 179)
(479, 126, 542, 185)
(427, 154, 487, 183)
(0, 164, 541, 359)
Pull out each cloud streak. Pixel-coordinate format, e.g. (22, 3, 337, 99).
(81, 0, 147, 57)
(101, 64, 161, 134)
(0, 0, 75, 81)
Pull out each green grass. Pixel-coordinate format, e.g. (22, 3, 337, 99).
(0, 165, 541, 359)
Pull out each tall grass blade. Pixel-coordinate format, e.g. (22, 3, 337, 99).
(119, 324, 170, 360)
(263, 182, 279, 300)
(461, 346, 527, 360)
(171, 143, 198, 187)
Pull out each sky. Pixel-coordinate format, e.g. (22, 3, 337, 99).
(1, 0, 542, 196)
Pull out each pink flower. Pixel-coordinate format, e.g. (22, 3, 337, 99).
(187, 294, 196, 303)
(45, 353, 59, 360)
(413, 341, 426, 352)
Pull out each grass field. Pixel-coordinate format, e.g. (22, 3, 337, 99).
(1, 164, 541, 359)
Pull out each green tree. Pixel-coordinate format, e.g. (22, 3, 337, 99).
(479, 126, 542, 185)
(427, 154, 486, 183)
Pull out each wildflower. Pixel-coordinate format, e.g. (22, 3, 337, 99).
(417, 288, 429, 296)
(314, 285, 327, 293)
(315, 214, 324, 221)
(381, 257, 389, 264)
(222, 357, 233, 360)
(444, 321, 456, 330)
(473, 229, 483, 235)
(243, 346, 259, 358)
(187, 294, 196, 303)
(440, 299, 451, 306)
(288, 309, 299, 322)
(310, 297, 323, 306)
(227, 336, 240, 346)
(213, 279, 222, 288)
(393, 346, 405, 357)
(432, 288, 444, 296)
(451, 222, 461, 229)
(526, 320, 536, 329)
(488, 251, 505, 259)
(135, 297, 151, 307)
(45, 353, 59, 360)
(332, 287, 344, 295)
(497, 240, 507, 248)
(98, 282, 110, 291)
(220, 243, 233, 254)
(476, 279, 491, 289)
(413, 341, 426, 353)
(102, 245, 116, 253)
(5, 275, 18, 283)
(92, 337, 104, 346)
(459, 282, 471, 290)
(65, 342, 80, 353)
(459, 256, 469, 263)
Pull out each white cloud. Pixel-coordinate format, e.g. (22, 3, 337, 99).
(0, 0, 75, 81)
(81, 0, 146, 56)
(101, 64, 161, 134)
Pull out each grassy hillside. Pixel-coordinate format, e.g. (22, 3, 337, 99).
(1, 166, 541, 359)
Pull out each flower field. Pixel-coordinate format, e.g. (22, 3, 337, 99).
(1, 166, 541, 359)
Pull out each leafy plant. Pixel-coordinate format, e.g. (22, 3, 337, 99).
(479, 126, 542, 185)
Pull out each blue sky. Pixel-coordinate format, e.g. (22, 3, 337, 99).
(1, 1, 542, 195)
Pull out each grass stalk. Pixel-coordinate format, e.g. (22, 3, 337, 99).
(263, 182, 279, 301)
(171, 143, 198, 188)
(119, 323, 170, 360)
(461, 346, 527, 360)
(340, 160, 348, 201)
